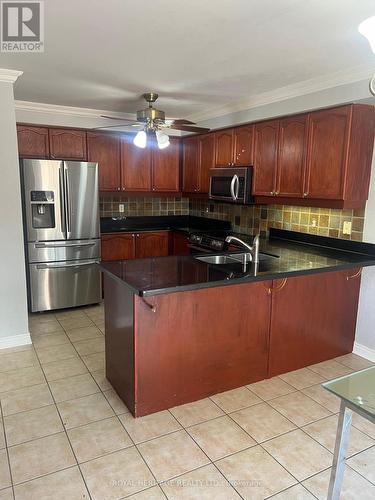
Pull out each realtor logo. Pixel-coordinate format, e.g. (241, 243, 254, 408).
(1, 1, 44, 52)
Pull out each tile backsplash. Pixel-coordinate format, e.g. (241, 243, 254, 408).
(100, 195, 364, 241)
(100, 195, 189, 217)
(189, 199, 364, 241)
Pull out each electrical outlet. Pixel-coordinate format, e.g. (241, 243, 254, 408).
(119, 204, 125, 213)
(311, 218, 317, 228)
(342, 221, 352, 235)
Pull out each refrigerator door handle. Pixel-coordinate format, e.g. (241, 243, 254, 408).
(36, 260, 100, 270)
(64, 164, 72, 238)
(59, 165, 67, 236)
(35, 242, 96, 249)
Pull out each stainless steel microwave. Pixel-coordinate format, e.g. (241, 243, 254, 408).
(209, 167, 255, 204)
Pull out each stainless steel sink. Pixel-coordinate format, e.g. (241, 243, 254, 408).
(194, 252, 278, 265)
(194, 255, 240, 265)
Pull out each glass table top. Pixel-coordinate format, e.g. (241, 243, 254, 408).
(323, 366, 375, 420)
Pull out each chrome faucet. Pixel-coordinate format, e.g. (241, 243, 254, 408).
(225, 234, 260, 264)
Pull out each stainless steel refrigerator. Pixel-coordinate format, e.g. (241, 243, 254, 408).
(20, 159, 101, 312)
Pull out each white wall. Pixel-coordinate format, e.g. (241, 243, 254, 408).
(355, 146, 375, 359)
(0, 79, 30, 347)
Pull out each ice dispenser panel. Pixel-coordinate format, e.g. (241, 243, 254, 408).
(30, 191, 55, 229)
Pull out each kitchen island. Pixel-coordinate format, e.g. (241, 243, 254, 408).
(101, 229, 375, 417)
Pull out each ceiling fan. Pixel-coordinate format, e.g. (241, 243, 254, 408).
(97, 92, 210, 149)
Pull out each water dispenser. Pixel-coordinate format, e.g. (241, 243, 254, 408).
(30, 191, 55, 229)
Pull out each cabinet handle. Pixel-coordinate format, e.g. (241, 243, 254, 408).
(303, 192, 308, 198)
(346, 269, 362, 281)
(275, 191, 280, 195)
(267, 278, 288, 294)
(270, 191, 274, 196)
(117, 187, 120, 191)
(140, 298, 156, 313)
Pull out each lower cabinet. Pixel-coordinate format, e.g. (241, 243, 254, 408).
(101, 234, 136, 262)
(268, 268, 361, 377)
(101, 231, 170, 262)
(172, 232, 190, 255)
(136, 231, 170, 258)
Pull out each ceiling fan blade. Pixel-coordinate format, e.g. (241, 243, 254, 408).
(167, 119, 196, 125)
(166, 124, 210, 133)
(93, 123, 141, 130)
(100, 115, 139, 123)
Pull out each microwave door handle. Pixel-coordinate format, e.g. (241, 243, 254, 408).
(230, 175, 237, 201)
(234, 175, 240, 200)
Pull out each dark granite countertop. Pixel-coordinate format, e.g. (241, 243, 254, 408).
(100, 228, 375, 297)
(100, 215, 231, 234)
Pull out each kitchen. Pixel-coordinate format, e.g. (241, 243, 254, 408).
(1, 1, 375, 499)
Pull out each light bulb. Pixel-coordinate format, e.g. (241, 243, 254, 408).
(133, 130, 147, 148)
(156, 130, 170, 149)
(359, 16, 375, 54)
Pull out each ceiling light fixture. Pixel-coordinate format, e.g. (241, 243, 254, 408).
(358, 16, 375, 96)
(156, 130, 170, 150)
(133, 130, 147, 148)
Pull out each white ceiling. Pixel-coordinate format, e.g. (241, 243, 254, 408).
(1, 0, 375, 121)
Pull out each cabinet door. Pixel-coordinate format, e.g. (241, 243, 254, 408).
(87, 132, 121, 192)
(49, 129, 87, 160)
(215, 130, 234, 167)
(136, 231, 170, 258)
(152, 138, 180, 192)
(121, 136, 152, 191)
(173, 232, 190, 256)
(198, 134, 215, 193)
(253, 120, 279, 196)
(182, 136, 199, 193)
(276, 115, 307, 197)
(17, 125, 49, 158)
(305, 107, 350, 200)
(233, 125, 254, 166)
(268, 269, 361, 377)
(101, 234, 136, 262)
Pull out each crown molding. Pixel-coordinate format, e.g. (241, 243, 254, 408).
(14, 100, 135, 120)
(0, 68, 23, 84)
(187, 63, 375, 123)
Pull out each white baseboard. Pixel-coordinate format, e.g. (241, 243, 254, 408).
(353, 342, 375, 363)
(0, 333, 32, 350)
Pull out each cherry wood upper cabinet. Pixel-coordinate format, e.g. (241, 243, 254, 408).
(276, 115, 307, 197)
(182, 136, 199, 193)
(233, 125, 254, 166)
(87, 132, 121, 192)
(121, 137, 152, 192)
(304, 105, 375, 206)
(152, 137, 180, 192)
(49, 128, 87, 160)
(304, 107, 350, 200)
(268, 269, 361, 377)
(253, 120, 279, 196)
(101, 234, 136, 262)
(198, 133, 215, 193)
(17, 125, 49, 158)
(136, 231, 170, 258)
(215, 129, 234, 167)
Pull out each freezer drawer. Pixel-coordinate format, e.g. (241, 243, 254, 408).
(28, 239, 100, 263)
(29, 260, 101, 312)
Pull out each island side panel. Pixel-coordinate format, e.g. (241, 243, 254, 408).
(104, 273, 135, 414)
(133, 280, 272, 417)
(268, 268, 362, 377)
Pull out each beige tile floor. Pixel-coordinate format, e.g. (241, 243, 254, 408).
(0, 305, 374, 499)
